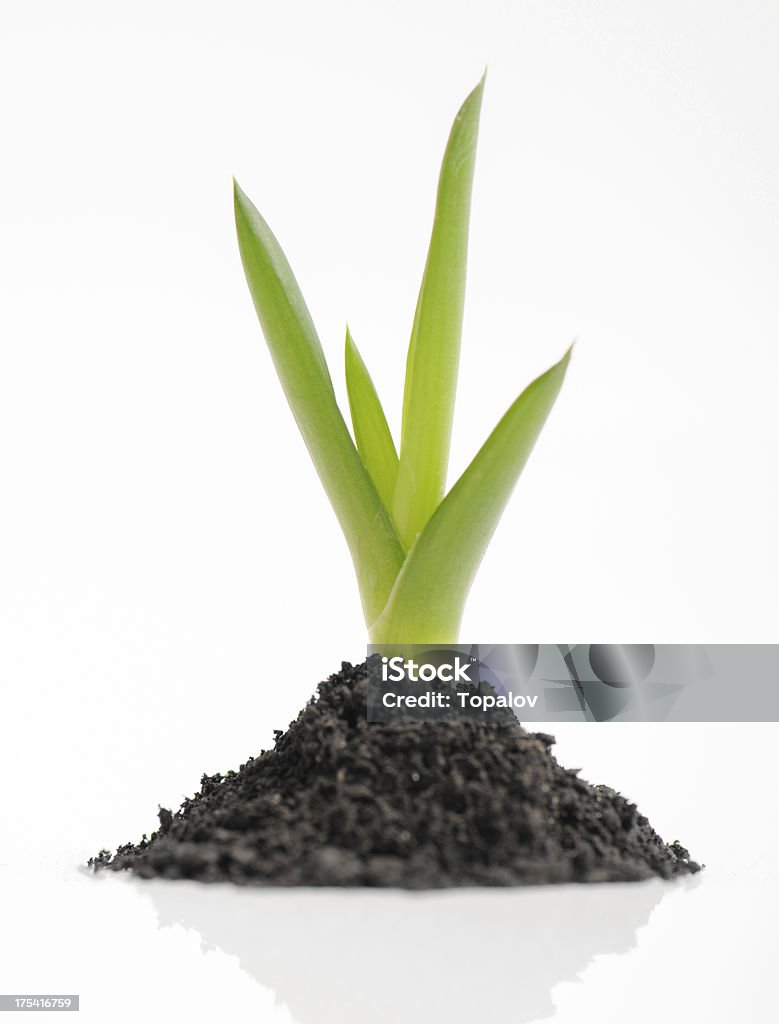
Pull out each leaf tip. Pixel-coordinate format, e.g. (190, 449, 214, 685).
(344, 323, 356, 365)
(464, 72, 486, 113)
(549, 344, 574, 384)
(233, 178, 250, 225)
(233, 179, 262, 229)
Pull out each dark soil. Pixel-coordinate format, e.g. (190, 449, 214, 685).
(91, 660, 701, 887)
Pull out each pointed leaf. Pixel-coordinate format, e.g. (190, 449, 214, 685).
(234, 181, 404, 624)
(393, 75, 485, 548)
(345, 327, 400, 518)
(371, 348, 572, 644)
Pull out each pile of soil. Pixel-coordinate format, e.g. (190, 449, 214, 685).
(91, 660, 700, 887)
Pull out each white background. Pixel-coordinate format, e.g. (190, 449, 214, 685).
(1, 1, 777, 1022)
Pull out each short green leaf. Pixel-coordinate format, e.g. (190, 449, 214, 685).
(370, 348, 572, 644)
(234, 181, 404, 624)
(392, 75, 485, 549)
(344, 327, 400, 519)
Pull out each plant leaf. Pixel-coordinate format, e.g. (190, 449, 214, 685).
(371, 347, 572, 644)
(392, 75, 485, 549)
(234, 181, 404, 624)
(344, 327, 400, 519)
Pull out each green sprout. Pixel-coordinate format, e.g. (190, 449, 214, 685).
(234, 76, 571, 645)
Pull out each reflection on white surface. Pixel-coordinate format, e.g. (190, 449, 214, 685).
(142, 877, 695, 1024)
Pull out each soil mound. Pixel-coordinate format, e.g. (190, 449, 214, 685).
(91, 661, 700, 887)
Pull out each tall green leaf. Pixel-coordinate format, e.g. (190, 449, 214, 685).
(234, 181, 404, 624)
(392, 74, 485, 549)
(344, 327, 400, 519)
(371, 348, 572, 644)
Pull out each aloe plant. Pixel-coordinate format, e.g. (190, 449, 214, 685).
(234, 76, 571, 644)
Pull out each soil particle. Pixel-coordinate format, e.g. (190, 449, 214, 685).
(90, 660, 701, 887)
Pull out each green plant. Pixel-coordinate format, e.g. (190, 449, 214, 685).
(234, 76, 571, 644)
